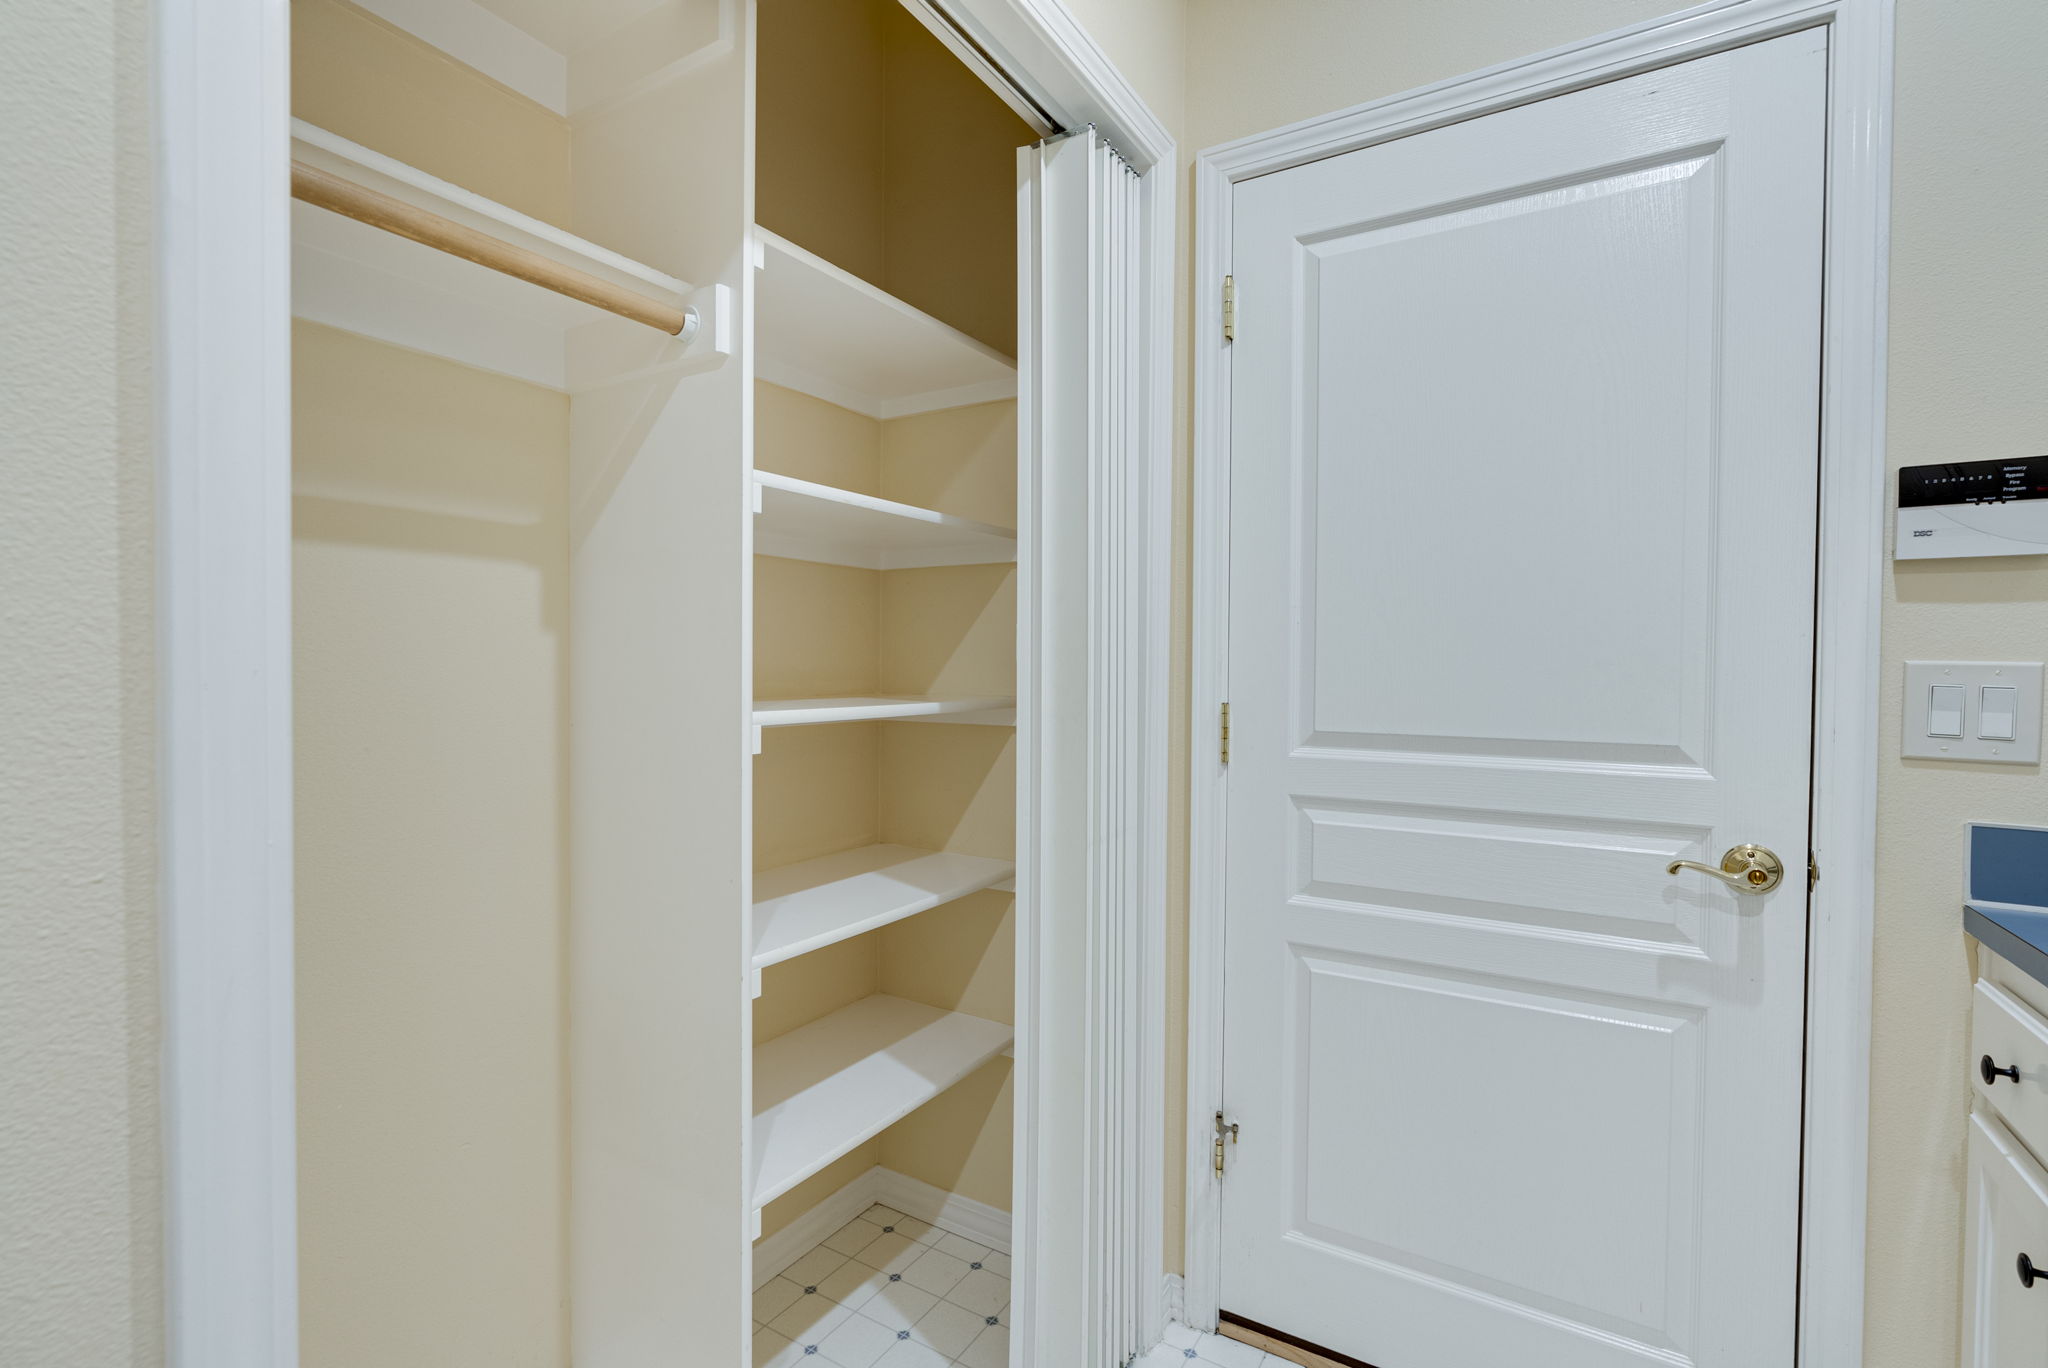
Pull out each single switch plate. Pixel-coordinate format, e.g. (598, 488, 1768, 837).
(1903, 661, 2044, 763)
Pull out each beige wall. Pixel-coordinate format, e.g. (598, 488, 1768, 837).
(290, 17, 577, 1366)
(757, 0, 1034, 355)
(1178, 3, 2048, 1365)
(0, 2, 162, 1366)
(293, 0, 573, 224)
(292, 322, 572, 1368)
(752, 384, 1021, 1237)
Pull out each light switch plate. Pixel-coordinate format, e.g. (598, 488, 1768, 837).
(1903, 661, 2043, 763)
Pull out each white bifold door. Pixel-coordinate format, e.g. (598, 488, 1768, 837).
(1219, 30, 1826, 1368)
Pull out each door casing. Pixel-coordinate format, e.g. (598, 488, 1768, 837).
(1184, 1, 1894, 1362)
(154, 2, 1178, 1365)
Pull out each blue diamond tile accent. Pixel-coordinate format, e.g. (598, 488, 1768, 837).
(888, 1273, 902, 1282)
(970, 1262, 982, 1269)
(897, 1330, 911, 1340)
(803, 1286, 817, 1295)
(987, 1316, 1000, 1326)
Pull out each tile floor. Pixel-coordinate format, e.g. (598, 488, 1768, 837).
(754, 1202, 1301, 1368)
(1135, 1321, 1313, 1368)
(753, 1203, 1011, 1368)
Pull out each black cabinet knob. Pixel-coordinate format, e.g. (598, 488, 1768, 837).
(2021, 1253, 2042, 1288)
(1983, 1054, 2022, 1086)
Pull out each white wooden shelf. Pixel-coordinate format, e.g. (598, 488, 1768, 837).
(753, 844, 1015, 970)
(753, 471, 1017, 569)
(754, 227, 1017, 419)
(751, 995, 1013, 1209)
(290, 120, 695, 391)
(753, 696, 1016, 728)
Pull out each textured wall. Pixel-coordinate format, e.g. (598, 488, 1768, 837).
(1868, 4, 2048, 1363)
(0, 2, 162, 1366)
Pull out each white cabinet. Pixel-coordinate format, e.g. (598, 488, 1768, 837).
(1966, 952, 2048, 1363)
(1965, 1110, 2048, 1365)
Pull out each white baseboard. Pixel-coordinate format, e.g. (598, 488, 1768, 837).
(752, 1167, 888, 1290)
(752, 1166, 1014, 1289)
(871, 1168, 1012, 1255)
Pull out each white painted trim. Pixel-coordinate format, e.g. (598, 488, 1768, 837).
(941, 0, 1174, 170)
(1161, 1273, 1186, 1327)
(352, 0, 569, 114)
(1184, 152, 1233, 1337)
(1183, 4, 1892, 1363)
(872, 1168, 1014, 1255)
(752, 1165, 1016, 1289)
(157, 2, 298, 1366)
(752, 1170, 885, 1290)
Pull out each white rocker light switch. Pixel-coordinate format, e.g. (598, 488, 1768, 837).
(1903, 662, 2044, 763)
(1982, 686, 2020, 741)
(1929, 684, 1966, 737)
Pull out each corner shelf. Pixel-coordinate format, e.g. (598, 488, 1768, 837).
(753, 844, 1015, 970)
(290, 120, 694, 391)
(753, 471, 1017, 570)
(751, 994, 1013, 1210)
(754, 227, 1017, 419)
(753, 696, 1016, 728)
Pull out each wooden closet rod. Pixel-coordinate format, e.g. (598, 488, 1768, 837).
(291, 161, 697, 339)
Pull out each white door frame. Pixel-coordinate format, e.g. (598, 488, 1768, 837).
(1183, 0, 1894, 1361)
(153, 1, 1174, 1364)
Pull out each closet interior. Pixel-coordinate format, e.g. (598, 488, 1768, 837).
(286, 0, 1037, 1364)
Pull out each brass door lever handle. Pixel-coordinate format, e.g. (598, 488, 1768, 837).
(1667, 844, 1785, 894)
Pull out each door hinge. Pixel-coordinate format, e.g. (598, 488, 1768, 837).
(1213, 1111, 1240, 1178)
(1222, 274, 1235, 342)
(1219, 702, 1231, 764)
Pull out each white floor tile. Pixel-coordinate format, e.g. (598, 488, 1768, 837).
(819, 1257, 891, 1309)
(858, 1278, 939, 1333)
(754, 1325, 808, 1368)
(978, 1250, 1010, 1279)
(854, 1231, 923, 1275)
(872, 1339, 951, 1368)
(901, 1246, 971, 1297)
(886, 1213, 940, 1246)
(1161, 1322, 1203, 1349)
(908, 1299, 985, 1358)
(823, 1217, 888, 1258)
(817, 1311, 901, 1368)
(862, 1204, 906, 1226)
(1132, 1344, 1193, 1368)
(1196, 1333, 1268, 1368)
(955, 1322, 1010, 1368)
(941, 1267, 1007, 1318)
(932, 1231, 989, 1264)
(783, 1244, 852, 1289)
(753, 1276, 805, 1324)
(767, 1289, 853, 1346)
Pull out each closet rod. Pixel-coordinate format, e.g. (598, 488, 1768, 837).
(291, 161, 698, 339)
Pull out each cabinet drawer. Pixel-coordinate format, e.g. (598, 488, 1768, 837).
(1966, 1111, 2048, 1366)
(1976, 980, 2048, 1161)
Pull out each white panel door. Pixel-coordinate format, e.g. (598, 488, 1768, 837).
(1219, 32, 1827, 1368)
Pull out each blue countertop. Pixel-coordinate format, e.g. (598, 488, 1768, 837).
(1965, 825, 2048, 990)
